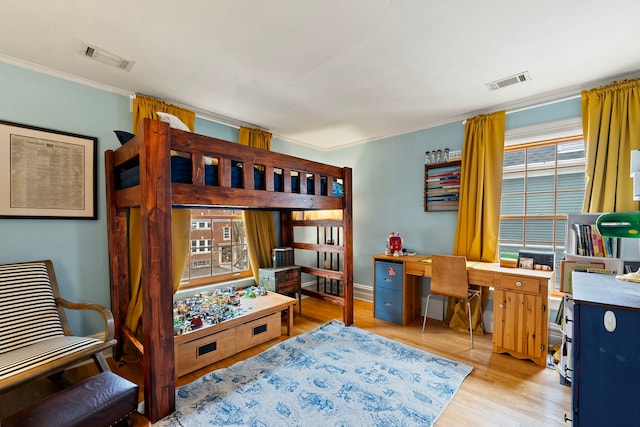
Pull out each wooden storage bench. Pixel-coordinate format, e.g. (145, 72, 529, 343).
(174, 292, 297, 377)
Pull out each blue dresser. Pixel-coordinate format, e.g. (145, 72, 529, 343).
(571, 272, 640, 425)
(374, 260, 404, 324)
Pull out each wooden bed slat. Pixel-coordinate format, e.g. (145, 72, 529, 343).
(294, 242, 345, 254)
(300, 266, 344, 281)
(301, 288, 346, 306)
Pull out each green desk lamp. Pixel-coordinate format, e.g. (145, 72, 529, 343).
(597, 212, 640, 281)
(596, 212, 640, 238)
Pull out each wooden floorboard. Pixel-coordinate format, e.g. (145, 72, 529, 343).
(1, 297, 572, 426)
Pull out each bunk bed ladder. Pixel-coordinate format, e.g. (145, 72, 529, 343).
(282, 214, 353, 325)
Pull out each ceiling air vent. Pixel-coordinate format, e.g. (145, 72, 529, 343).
(80, 43, 135, 72)
(485, 71, 531, 91)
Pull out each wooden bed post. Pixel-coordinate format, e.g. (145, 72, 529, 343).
(281, 211, 294, 250)
(343, 167, 354, 326)
(104, 150, 129, 362)
(139, 119, 176, 423)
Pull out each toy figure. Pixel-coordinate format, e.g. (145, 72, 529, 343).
(387, 232, 403, 256)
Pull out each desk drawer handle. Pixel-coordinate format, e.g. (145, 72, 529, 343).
(384, 302, 392, 306)
(384, 278, 392, 282)
(515, 281, 522, 287)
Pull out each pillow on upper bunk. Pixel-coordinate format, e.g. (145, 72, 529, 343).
(156, 112, 191, 131)
(113, 130, 135, 145)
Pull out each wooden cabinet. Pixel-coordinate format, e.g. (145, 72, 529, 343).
(571, 272, 640, 425)
(492, 272, 549, 366)
(373, 258, 421, 325)
(173, 292, 296, 377)
(424, 160, 461, 212)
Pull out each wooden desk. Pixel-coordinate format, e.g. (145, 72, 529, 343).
(372, 254, 553, 366)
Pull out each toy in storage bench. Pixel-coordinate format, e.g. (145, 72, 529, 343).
(259, 265, 302, 313)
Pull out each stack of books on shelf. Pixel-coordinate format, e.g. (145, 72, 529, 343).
(571, 223, 618, 258)
(425, 163, 461, 209)
(272, 247, 294, 267)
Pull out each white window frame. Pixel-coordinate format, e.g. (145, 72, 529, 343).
(501, 117, 584, 293)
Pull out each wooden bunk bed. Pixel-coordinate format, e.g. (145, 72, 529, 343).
(104, 118, 353, 422)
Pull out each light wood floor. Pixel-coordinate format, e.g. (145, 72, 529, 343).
(1, 297, 572, 426)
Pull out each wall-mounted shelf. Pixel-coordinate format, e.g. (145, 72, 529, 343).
(424, 160, 461, 212)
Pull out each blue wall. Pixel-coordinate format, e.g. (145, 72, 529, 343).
(0, 62, 130, 335)
(0, 60, 582, 334)
(0, 62, 250, 335)
(323, 100, 582, 291)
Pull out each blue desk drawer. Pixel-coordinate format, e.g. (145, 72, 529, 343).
(375, 261, 403, 290)
(375, 286, 402, 324)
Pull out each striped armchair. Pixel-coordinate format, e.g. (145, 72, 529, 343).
(0, 260, 116, 392)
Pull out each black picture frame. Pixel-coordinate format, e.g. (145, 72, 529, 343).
(0, 120, 97, 219)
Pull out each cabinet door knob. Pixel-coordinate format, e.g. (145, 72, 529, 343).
(515, 281, 522, 287)
(498, 303, 504, 309)
(604, 310, 617, 332)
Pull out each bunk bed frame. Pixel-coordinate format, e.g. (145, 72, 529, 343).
(104, 119, 353, 422)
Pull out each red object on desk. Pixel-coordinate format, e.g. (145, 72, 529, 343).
(388, 232, 403, 253)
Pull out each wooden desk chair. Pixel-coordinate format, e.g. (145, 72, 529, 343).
(421, 254, 482, 348)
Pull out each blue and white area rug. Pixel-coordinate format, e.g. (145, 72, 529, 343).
(155, 320, 472, 426)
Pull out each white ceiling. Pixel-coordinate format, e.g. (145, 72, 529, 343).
(3, 1, 640, 150)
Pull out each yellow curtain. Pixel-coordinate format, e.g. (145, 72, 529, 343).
(448, 110, 506, 335)
(132, 94, 195, 132)
(124, 95, 194, 333)
(582, 79, 640, 212)
(238, 127, 277, 282)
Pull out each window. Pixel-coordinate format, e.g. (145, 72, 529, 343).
(191, 239, 212, 253)
(181, 209, 251, 289)
(499, 135, 586, 292)
(192, 220, 211, 230)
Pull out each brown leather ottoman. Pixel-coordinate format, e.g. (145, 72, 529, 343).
(1, 371, 139, 427)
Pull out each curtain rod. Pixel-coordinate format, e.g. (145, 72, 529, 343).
(129, 94, 256, 130)
(505, 94, 580, 115)
(462, 93, 581, 125)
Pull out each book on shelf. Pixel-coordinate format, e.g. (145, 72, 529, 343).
(570, 223, 618, 258)
(560, 259, 606, 293)
(272, 247, 294, 267)
(426, 171, 461, 179)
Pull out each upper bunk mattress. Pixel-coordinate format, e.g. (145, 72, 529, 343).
(117, 156, 344, 197)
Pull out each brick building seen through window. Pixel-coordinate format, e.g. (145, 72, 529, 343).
(181, 209, 251, 290)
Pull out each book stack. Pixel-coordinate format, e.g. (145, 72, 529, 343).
(272, 247, 294, 267)
(425, 166, 461, 203)
(571, 223, 618, 257)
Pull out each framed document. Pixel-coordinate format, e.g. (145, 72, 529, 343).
(0, 120, 97, 219)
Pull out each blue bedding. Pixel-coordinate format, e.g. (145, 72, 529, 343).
(117, 156, 343, 197)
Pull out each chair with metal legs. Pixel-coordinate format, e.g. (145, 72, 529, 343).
(421, 254, 482, 348)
